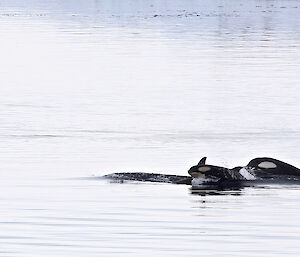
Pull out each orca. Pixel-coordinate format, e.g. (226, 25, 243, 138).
(189, 157, 300, 186)
(187, 157, 244, 184)
(104, 157, 300, 186)
(247, 157, 300, 177)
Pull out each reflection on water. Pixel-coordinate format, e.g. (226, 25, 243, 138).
(190, 187, 243, 196)
(1, 0, 300, 256)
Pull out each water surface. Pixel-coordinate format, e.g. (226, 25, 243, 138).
(0, 0, 300, 256)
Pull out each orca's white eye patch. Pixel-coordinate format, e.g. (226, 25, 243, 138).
(197, 166, 211, 172)
(258, 161, 277, 169)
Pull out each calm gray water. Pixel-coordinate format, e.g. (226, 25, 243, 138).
(1, 0, 300, 256)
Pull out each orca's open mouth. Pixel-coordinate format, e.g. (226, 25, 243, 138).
(191, 176, 220, 185)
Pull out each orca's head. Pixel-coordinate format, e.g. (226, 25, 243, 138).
(247, 158, 278, 170)
(247, 157, 300, 176)
(188, 157, 232, 183)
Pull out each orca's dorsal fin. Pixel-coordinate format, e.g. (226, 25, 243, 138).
(198, 157, 207, 165)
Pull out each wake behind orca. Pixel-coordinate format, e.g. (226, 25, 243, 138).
(104, 157, 300, 187)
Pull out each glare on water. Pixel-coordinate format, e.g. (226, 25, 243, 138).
(0, 0, 300, 256)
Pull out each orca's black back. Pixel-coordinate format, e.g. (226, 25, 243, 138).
(104, 172, 192, 185)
